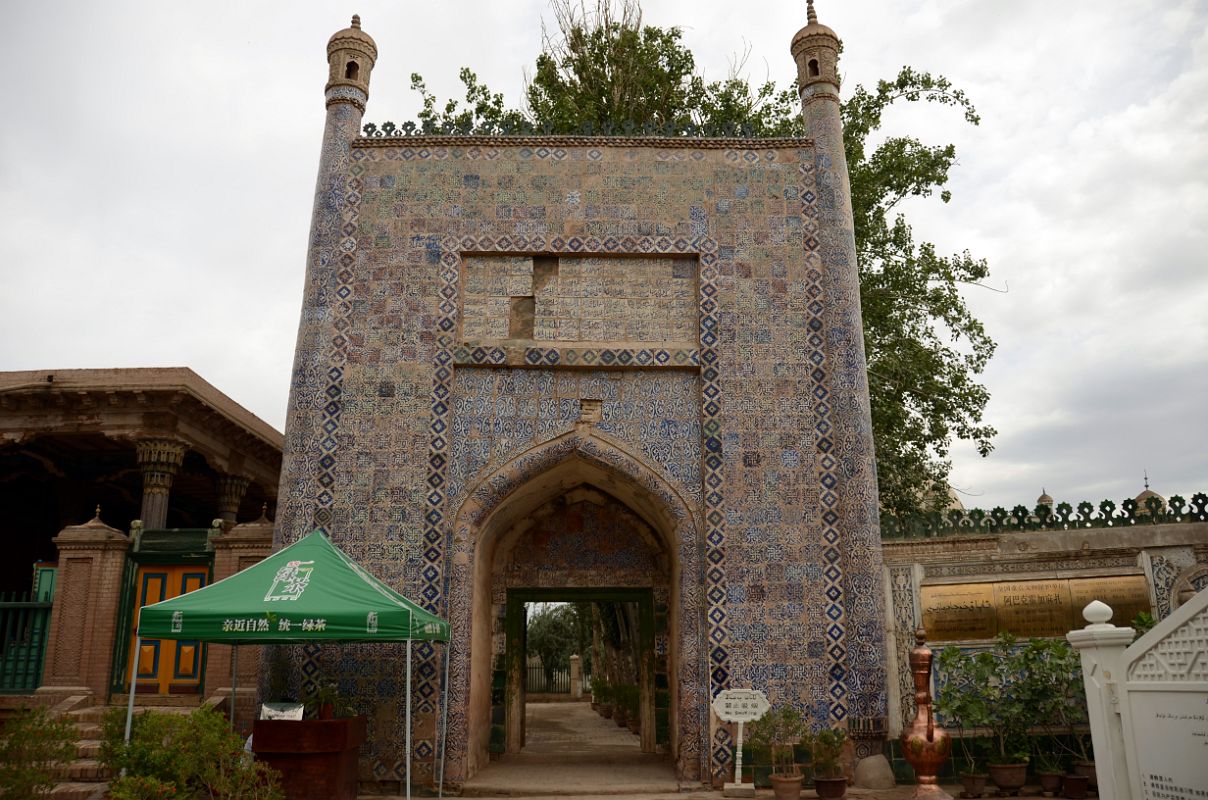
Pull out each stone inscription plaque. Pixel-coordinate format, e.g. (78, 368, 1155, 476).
(921, 575, 1150, 641)
(919, 583, 996, 641)
(1132, 691, 1208, 799)
(994, 580, 1068, 638)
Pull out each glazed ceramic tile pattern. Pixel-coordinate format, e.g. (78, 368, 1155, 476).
(279, 133, 887, 785)
(491, 497, 667, 589)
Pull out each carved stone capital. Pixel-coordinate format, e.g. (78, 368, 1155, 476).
(216, 474, 252, 521)
(135, 438, 188, 492)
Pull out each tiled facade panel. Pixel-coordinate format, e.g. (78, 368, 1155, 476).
(492, 497, 666, 591)
(448, 368, 702, 509)
(279, 138, 886, 783)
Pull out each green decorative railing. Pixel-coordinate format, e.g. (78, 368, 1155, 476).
(362, 119, 794, 139)
(0, 591, 53, 693)
(881, 492, 1208, 540)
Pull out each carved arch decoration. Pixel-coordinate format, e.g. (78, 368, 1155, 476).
(441, 427, 708, 783)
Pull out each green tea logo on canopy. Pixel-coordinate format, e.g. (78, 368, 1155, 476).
(265, 559, 314, 601)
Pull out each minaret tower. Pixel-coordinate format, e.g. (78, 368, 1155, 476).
(279, 15, 377, 543)
(790, 1, 888, 755)
(325, 14, 377, 112)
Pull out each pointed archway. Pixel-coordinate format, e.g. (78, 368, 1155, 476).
(442, 428, 707, 784)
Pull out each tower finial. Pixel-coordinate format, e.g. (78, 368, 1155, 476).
(351, 14, 361, 29)
(1144, 469, 1150, 490)
(807, 0, 818, 24)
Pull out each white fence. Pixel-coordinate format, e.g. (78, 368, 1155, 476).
(1068, 590, 1208, 800)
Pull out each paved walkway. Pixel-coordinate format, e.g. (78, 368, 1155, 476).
(370, 702, 972, 799)
(459, 702, 678, 796)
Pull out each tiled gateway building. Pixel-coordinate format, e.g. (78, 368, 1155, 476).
(278, 5, 886, 786)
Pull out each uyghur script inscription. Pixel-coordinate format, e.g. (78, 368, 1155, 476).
(921, 575, 1150, 640)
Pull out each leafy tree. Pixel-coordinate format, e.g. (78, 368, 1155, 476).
(402, 0, 995, 517)
(526, 603, 583, 678)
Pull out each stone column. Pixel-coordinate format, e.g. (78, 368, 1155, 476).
(37, 509, 131, 702)
(1066, 601, 1135, 800)
(215, 474, 251, 526)
(569, 654, 582, 699)
(206, 510, 275, 733)
(136, 438, 187, 529)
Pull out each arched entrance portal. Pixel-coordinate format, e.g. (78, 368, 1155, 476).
(446, 430, 706, 784)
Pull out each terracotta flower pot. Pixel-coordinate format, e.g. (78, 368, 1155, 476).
(769, 772, 803, 800)
(986, 763, 1028, 796)
(599, 703, 613, 719)
(1072, 761, 1097, 791)
(1062, 773, 1089, 799)
(1037, 772, 1064, 797)
(613, 708, 628, 727)
(812, 775, 847, 799)
(958, 772, 988, 798)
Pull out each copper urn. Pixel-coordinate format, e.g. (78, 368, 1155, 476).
(901, 629, 952, 789)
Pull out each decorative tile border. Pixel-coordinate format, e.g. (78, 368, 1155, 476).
(451, 344, 700, 369)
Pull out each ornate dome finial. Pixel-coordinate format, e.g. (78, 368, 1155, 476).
(93, 504, 102, 521)
(1144, 469, 1150, 490)
(807, 0, 818, 24)
(351, 14, 361, 29)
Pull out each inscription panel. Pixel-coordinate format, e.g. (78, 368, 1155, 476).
(461, 254, 698, 345)
(921, 575, 1150, 640)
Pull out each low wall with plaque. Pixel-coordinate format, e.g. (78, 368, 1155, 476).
(922, 576, 1150, 641)
(881, 519, 1208, 735)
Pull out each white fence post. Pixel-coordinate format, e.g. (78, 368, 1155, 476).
(569, 654, 582, 699)
(1066, 600, 1135, 800)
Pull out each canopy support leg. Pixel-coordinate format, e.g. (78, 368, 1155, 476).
(231, 645, 238, 732)
(123, 636, 140, 751)
(438, 641, 450, 798)
(406, 639, 413, 800)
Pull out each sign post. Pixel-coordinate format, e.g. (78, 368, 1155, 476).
(712, 688, 770, 798)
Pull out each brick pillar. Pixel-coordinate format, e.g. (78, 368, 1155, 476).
(207, 509, 275, 733)
(136, 438, 187, 529)
(215, 474, 251, 526)
(37, 509, 131, 702)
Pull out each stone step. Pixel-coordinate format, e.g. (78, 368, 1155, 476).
(49, 782, 107, 800)
(72, 721, 101, 738)
(76, 739, 102, 759)
(64, 759, 111, 782)
(67, 706, 108, 723)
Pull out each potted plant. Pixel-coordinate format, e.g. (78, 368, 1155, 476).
(805, 728, 848, 799)
(623, 686, 641, 735)
(954, 740, 990, 798)
(936, 635, 1030, 796)
(304, 681, 341, 720)
(746, 705, 807, 800)
(1032, 750, 1064, 797)
(1015, 637, 1094, 796)
(593, 679, 614, 718)
(612, 683, 635, 727)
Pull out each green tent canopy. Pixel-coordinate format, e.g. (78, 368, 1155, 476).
(136, 530, 450, 643)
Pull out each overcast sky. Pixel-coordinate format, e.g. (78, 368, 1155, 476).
(1, 1, 1205, 512)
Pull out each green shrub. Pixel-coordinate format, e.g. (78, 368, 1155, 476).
(0, 705, 77, 799)
(746, 705, 806, 776)
(101, 706, 283, 800)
